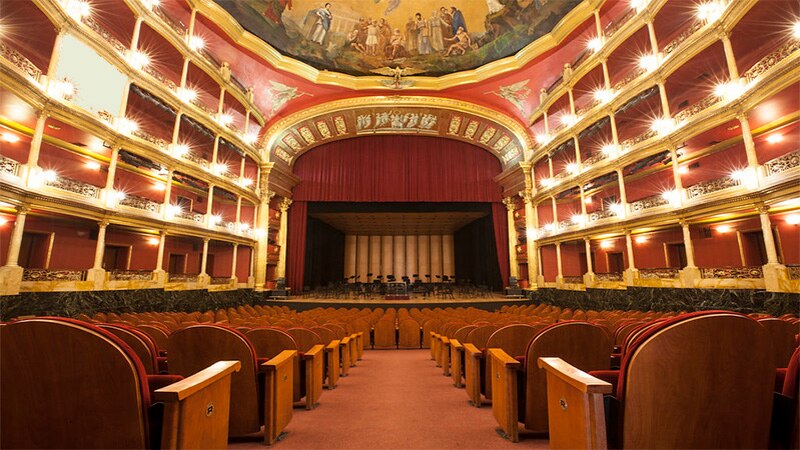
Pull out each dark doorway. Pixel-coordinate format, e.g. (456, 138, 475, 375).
(667, 243, 687, 268)
(103, 245, 129, 270)
(168, 253, 186, 274)
(607, 252, 624, 273)
(19, 232, 50, 268)
(204, 254, 215, 275)
(578, 251, 595, 274)
(742, 230, 770, 266)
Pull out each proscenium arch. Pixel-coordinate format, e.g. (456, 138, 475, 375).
(262, 96, 534, 170)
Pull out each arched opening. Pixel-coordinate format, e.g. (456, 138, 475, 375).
(286, 135, 510, 293)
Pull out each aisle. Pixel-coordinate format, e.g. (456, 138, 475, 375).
(232, 350, 547, 449)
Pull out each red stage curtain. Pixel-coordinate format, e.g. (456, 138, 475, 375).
(287, 201, 307, 292)
(492, 202, 510, 287)
(292, 135, 503, 202)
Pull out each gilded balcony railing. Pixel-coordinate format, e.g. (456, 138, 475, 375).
(176, 210, 204, 223)
(81, 16, 127, 54)
(108, 270, 154, 281)
(613, 67, 646, 92)
(168, 273, 199, 282)
(45, 176, 101, 198)
(638, 268, 680, 279)
(673, 94, 721, 124)
(604, 9, 636, 38)
(0, 42, 42, 82)
(23, 269, 85, 281)
(700, 266, 763, 279)
(764, 150, 800, 177)
(562, 275, 584, 284)
(621, 129, 657, 149)
(581, 152, 607, 169)
(143, 65, 177, 90)
(588, 208, 617, 222)
(0, 156, 21, 177)
(686, 176, 740, 199)
(132, 129, 169, 151)
(595, 272, 623, 282)
(210, 277, 232, 285)
(629, 194, 669, 213)
(663, 22, 703, 56)
(182, 152, 210, 168)
(743, 38, 800, 83)
(118, 194, 162, 213)
(787, 265, 800, 280)
(153, 7, 186, 36)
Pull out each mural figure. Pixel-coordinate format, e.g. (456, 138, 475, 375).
(215, 0, 581, 77)
(307, 3, 333, 44)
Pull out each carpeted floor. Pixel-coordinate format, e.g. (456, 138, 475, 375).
(231, 349, 548, 449)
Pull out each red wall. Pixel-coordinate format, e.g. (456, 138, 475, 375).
(541, 245, 558, 281)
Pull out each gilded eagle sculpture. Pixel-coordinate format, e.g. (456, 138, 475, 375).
(370, 66, 425, 89)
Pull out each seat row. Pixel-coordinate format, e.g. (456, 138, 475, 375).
(427, 307, 799, 449)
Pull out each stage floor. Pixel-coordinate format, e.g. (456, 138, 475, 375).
(269, 294, 531, 311)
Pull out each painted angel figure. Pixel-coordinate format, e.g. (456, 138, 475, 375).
(370, 66, 424, 89)
(490, 79, 531, 113)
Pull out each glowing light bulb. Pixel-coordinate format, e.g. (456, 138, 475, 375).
(47, 79, 75, 100)
(600, 240, 613, 249)
(116, 117, 138, 135)
(571, 214, 585, 225)
(63, 0, 91, 20)
(535, 133, 552, 145)
(608, 202, 624, 216)
(730, 167, 758, 189)
(243, 132, 259, 145)
(630, 0, 649, 12)
(146, 237, 160, 246)
(1, 132, 20, 143)
(127, 49, 150, 70)
(601, 144, 620, 157)
(593, 88, 614, 103)
(240, 178, 253, 187)
(587, 37, 603, 52)
(85, 161, 101, 170)
(785, 214, 800, 225)
(765, 134, 783, 144)
(210, 214, 223, 225)
(561, 114, 579, 127)
(793, 22, 800, 39)
(635, 236, 649, 244)
(140, 0, 160, 9)
(566, 163, 580, 174)
(678, 166, 689, 174)
(714, 81, 744, 102)
(651, 118, 675, 136)
(42, 170, 58, 183)
(696, 1, 725, 23)
(153, 182, 166, 191)
(584, 195, 593, 204)
(217, 113, 233, 126)
(639, 54, 660, 72)
(176, 87, 197, 103)
(188, 35, 205, 51)
(239, 222, 250, 231)
(171, 143, 189, 157)
(716, 224, 732, 233)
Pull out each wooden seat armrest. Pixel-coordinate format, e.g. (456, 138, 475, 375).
(441, 336, 450, 344)
(463, 343, 483, 360)
(537, 357, 611, 450)
(537, 357, 612, 394)
(326, 340, 341, 351)
(261, 351, 296, 445)
(153, 360, 241, 402)
(488, 348, 520, 369)
(261, 350, 297, 370)
(303, 344, 324, 360)
(340, 336, 351, 346)
(451, 339, 463, 350)
(153, 360, 241, 449)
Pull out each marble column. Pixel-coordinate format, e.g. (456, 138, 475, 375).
(87, 221, 109, 289)
(230, 243, 239, 281)
(679, 220, 701, 288)
(758, 205, 788, 292)
(199, 238, 210, 284)
(503, 197, 519, 278)
(275, 198, 291, 278)
(154, 231, 167, 284)
(583, 237, 595, 287)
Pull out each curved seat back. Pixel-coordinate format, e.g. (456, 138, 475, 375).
(311, 326, 338, 345)
(286, 327, 324, 352)
(99, 323, 159, 374)
(325, 323, 348, 340)
(421, 319, 441, 348)
(619, 312, 774, 449)
(246, 327, 298, 359)
(465, 325, 500, 348)
(398, 319, 421, 349)
(524, 322, 612, 433)
(486, 324, 541, 358)
(168, 325, 259, 436)
(135, 324, 170, 351)
(757, 318, 799, 367)
(1, 318, 149, 449)
(373, 319, 397, 349)
(453, 325, 478, 343)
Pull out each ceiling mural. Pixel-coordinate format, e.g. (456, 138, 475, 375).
(213, 0, 582, 77)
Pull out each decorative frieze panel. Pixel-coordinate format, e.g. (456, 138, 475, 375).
(0, 156, 21, 178)
(143, 65, 177, 90)
(132, 129, 169, 150)
(168, 273, 199, 282)
(153, 7, 187, 36)
(621, 128, 656, 149)
(700, 266, 764, 279)
(23, 269, 85, 282)
(588, 208, 617, 222)
(764, 150, 800, 176)
(787, 265, 800, 280)
(562, 275, 583, 284)
(663, 22, 703, 56)
(176, 210, 204, 223)
(686, 176, 739, 199)
(81, 16, 127, 54)
(183, 152, 210, 168)
(613, 67, 646, 92)
(210, 277, 232, 285)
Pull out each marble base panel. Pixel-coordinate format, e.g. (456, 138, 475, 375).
(528, 287, 800, 316)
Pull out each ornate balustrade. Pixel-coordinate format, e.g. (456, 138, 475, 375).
(176, 210, 204, 223)
(210, 277, 232, 285)
(743, 38, 800, 83)
(45, 176, 101, 198)
(638, 268, 680, 279)
(629, 194, 669, 213)
(0, 42, 42, 82)
(613, 67, 646, 91)
(109, 270, 154, 281)
(143, 65, 177, 90)
(764, 150, 800, 177)
(787, 265, 800, 280)
(190, 98, 216, 115)
(558, 219, 573, 231)
(0, 156, 21, 178)
(621, 128, 657, 149)
(686, 175, 739, 199)
(81, 16, 127, 54)
(673, 94, 721, 124)
(604, 9, 636, 38)
(663, 22, 703, 56)
(562, 275, 584, 284)
(575, 99, 600, 116)
(581, 152, 607, 169)
(132, 129, 169, 150)
(119, 194, 161, 213)
(23, 269, 85, 282)
(700, 266, 763, 279)
(168, 273, 199, 282)
(595, 272, 623, 282)
(153, 7, 186, 36)
(588, 208, 617, 222)
(183, 152, 210, 168)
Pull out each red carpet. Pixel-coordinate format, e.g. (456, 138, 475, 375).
(231, 349, 548, 449)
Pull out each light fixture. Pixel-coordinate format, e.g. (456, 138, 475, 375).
(793, 22, 800, 39)
(47, 78, 75, 100)
(243, 131, 259, 145)
(166, 204, 182, 218)
(42, 169, 58, 183)
(678, 166, 689, 174)
(85, 161, 101, 170)
(255, 228, 267, 238)
(239, 222, 250, 231)
(127, 49, 150, 70)
(587, 37, 603, 53)
(0, 217, 7, 226)
(62, 0, 91, 20)
(786, 214, 800, 225)
(240, 178, 253, 187)
(188, 35, 205, 51)
(116, 117, 138, 135)
(600, 240, 613, 249)
(714, 80, 744, 102)
(170, 143, 189, 157)
(639, 54, 660, 72)
(540, 177, 558, 188)
(571, 214, 585, 225)
(544, 223, 556, 232)
(1, 132, 20, 143)
(634, 235, 649, 244)
(535, 133, 552, 145)
(217, 113, 233, 126)
(526, 228, 538, 240)
(152, 182, 166, 191)
(608, 202, 624, 216)
(730, 167, 758, 189)
(696, 1, 725, 23)
(601, 144, 620, 158)
(716, 224, 732, 233)
(146, 237, 160, 246)
(765, 134, 784, 144)
(651, 117, 675, 136)
(140, 0, 160, 9)
(593, 88, 614, 103)
(212, 163, 228, 175)
(566, 163, 580, 174)
(630, 0, 649, 12)
(661, 189, 680, 205)
(584, 195, 593, 204)
(176, 87, 197, 103)
(210, 214, 223, 225)
(561, 114, 579, 127)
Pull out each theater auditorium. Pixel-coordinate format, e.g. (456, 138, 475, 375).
(0, 0, 798, 448)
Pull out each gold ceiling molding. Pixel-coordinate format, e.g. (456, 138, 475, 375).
(190, 0, 603, 90)
(262, 96, 534, 167)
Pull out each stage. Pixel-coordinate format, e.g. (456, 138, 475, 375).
(268, 294, 532, 312)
